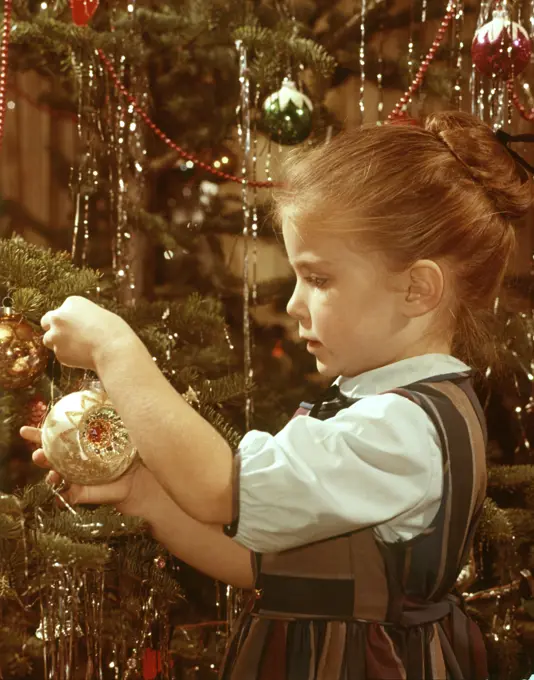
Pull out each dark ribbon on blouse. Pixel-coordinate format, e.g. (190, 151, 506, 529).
(495, 130, 534, 174)
(308, 384, 355, 420)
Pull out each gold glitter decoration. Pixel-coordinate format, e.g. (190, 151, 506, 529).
(42, 387, 137, 485)
(0, 312, 48, 389)
(456, 551, 477, 593)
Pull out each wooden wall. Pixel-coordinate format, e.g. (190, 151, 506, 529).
(0, 71, 76, 247)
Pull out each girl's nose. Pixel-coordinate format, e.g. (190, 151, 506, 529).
(286, 282, 309, 322)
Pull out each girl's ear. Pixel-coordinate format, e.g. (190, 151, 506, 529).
(402, 260, 445, 318)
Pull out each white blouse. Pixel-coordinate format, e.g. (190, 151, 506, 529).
(232, 354, 472, 554)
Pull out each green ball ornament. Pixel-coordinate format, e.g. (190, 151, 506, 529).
(261, 79, 313, 146)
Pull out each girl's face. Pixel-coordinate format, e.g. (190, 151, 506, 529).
(282, 219, 409, 378)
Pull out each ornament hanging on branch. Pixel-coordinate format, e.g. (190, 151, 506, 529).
(70, 0, 99, 26)
(261, 79, 313, 146)
(0, 304, 48, 390)
(471, 9, 532, 78)
(26, 395, 48, 428)
(142, 648, 174, 680)
(23, 395, 48, 451)
(41, 382, 137, 485)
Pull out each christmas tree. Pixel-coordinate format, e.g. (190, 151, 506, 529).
(0, 0, 534, 678)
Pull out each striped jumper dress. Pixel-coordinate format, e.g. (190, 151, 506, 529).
(220, 371, 488, 680)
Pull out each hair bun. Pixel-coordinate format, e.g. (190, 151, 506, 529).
(424, 111, 533, 221)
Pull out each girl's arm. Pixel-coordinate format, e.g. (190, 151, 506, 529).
(21, 426, 254, 588)
(138, 481, 255, 590)
(94, 332, 235, 526)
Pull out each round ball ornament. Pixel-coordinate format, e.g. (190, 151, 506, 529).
(0, 309, 48, 390)
(471, 11, 532, 78)
(261, 79, 313, 146)
(41, 384, 137, 485)
(27, 395, 48, 427)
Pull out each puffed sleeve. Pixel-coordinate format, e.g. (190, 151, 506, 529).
(224, 392, 443, 553)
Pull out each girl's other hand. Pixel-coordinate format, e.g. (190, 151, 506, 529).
(20, 425, 156, 517)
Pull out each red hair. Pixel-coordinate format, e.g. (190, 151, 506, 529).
(274, 111, 533, 373)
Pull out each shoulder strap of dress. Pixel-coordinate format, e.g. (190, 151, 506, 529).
(385, 374, 487, 600)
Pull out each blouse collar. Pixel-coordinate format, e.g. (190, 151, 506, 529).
(336, 354, 471, 399)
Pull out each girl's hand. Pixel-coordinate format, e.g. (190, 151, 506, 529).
(20, 426, 157, 517)
(41, 296, 134, 372)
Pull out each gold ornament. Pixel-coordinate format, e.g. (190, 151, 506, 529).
(41, 384, 137, 485)
(0, 309, 48, 390)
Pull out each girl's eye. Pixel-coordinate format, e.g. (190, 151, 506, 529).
(305, 276, 328, 289)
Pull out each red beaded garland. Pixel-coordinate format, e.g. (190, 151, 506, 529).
(95, 3, 458, 179)
(97, 48, 277, 189)
(99, 1, 456, 179)
(388, 1, 457, 121)
(0, 0, 12, 152)
(507, 78, 534, 122)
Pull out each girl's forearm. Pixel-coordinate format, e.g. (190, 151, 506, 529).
(130, 479, 254, 589)
(94, 332, 234, 524)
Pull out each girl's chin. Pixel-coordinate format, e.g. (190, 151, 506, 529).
(314, 359, 338, 379)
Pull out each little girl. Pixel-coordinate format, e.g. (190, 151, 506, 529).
(22, 111, 533, 679)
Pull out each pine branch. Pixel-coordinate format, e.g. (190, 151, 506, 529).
(40, 506, 147, 542)
(17, 480, 55, 512)
(505, 508, 534, 547)
(199, 374, 249, 405)
(34, 530, 110, 568)
(478, 497, 515, 545)
(0, 493, 22, 515)
(0, 514, 22, 540)
(10, 17, 146, 66)
(118, 539, 183, 602)
(323, 0, 390, 52)
(488, 464, 534, 507)
(0, 237, 101, 318)
(197, 404, 243, 450)
(116, 6, 214, 37)
(233, 16, 335, 91)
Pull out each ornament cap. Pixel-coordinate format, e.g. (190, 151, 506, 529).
(81, 376, 105, 393)
(2, 296, 14, 317)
